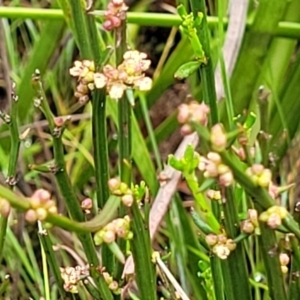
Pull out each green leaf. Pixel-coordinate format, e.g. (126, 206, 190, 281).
(174, 61, 201, 79)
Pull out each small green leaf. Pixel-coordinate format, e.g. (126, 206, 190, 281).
(243, 112, 257, 130)
(168, 154, 183, 171)
(174, 61, 201, 79)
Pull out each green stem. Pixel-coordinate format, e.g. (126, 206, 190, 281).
(130, 201, 157, 300)
(67, 1, 92, 58)
(92, 91, 110, 208)
(139, 93, 162, 171)
(255, 204, 287, 300)
(288, 235, 300, 300)
(217, 0, 234, 130)
(210, 257, 224, 300)
(189, 0, 219, 124)
(0, 8, 299, 38)
(0, 88, 20, 261)
(220, 187, 252, 300)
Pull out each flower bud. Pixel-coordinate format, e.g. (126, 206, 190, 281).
(279, 253, 290, 266)
(211, 124, 227, 152)
(205, 234, 218, 246)
(0, 198, 11, 217)
(241, 220, 255, 234)
(25, 209, 37, 223)
(108, 178, 121, 192)
(121, 194, 134, 207)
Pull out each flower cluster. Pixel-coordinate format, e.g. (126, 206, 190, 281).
(205, 233, 236, 259)
(94, 215, 133, 245)
(70, 50, 152, 101)
(259, 206, 288, 229)
(25, 189, 57, 223)
(108, 178, 134, 207)
(103, 0, 128, 31)
(279, 253, 290, 274)
(177, 101, 210, 135)
(199, 152, 234, 187)
(240, 209, 259, 234)
(246, 164, 272, 188)
(60, 265, 89, 293)
(103, 272, 121, 294)
(0, 198, 11, 217)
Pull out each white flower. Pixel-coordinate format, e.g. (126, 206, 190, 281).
(213, 244, 230, 259)
(94, 73, 108, 89)
(107, 82, 126, 99)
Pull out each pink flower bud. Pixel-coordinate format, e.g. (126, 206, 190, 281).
(279, 253, 290, 266)
(25, 209, 37, 223)
(108, 178, 121, 192)
(121, 194, 134, 207)
(0, 198, 11, 217)
(205, 234, 218, 246)
(81, 198, 93, 210)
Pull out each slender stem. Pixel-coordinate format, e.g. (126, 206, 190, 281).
(220, 187, 252, 300)
(255, 204, 287, 300)
(190, 0, 219, 124)
(139, 93, 162, 171)
(217, 0, 234, 130)
(92, 92, 110, 208)
(0, 86, 20, 261)
(130, 200, 157, 300)
(0, 8, 299, 38)
(67, 1, 92, 58)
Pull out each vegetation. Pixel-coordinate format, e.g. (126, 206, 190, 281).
(0, 0, 300, 299)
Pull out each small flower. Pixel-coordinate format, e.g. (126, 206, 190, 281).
(134, 76, 152, 91)
(94, 73, 107, 88)
(0, 198, 11, 217)
(107, 82, 127, 99)
(212, 244, 230, 260)
(211, 124, 227, 151)
(205, 234, 218, 246)
(81, 198, 93, 214)
(240, 220, 255, 234)
(121, 194, 134, 207)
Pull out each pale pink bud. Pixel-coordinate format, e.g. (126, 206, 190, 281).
(279, 253, 290, 266)
(36, 207, 48, 220)
(211, 124, 227, 151)
(109, 281, 119, 291)
(0, 198, 11, 217)
(248, 209, 258, 227)
(205, 234, 218, 246)
(121, 194, 134, 207)
(267, 213, 282, 229)
(108, 178, 121, 192)
(25, 209, 37, 223)
(103, 230, 116, 243)
(177, 104, 190, 124)
(180, 124, 193, 135)
(81, 198, 93, 210)
(240, 220, 254, 234)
